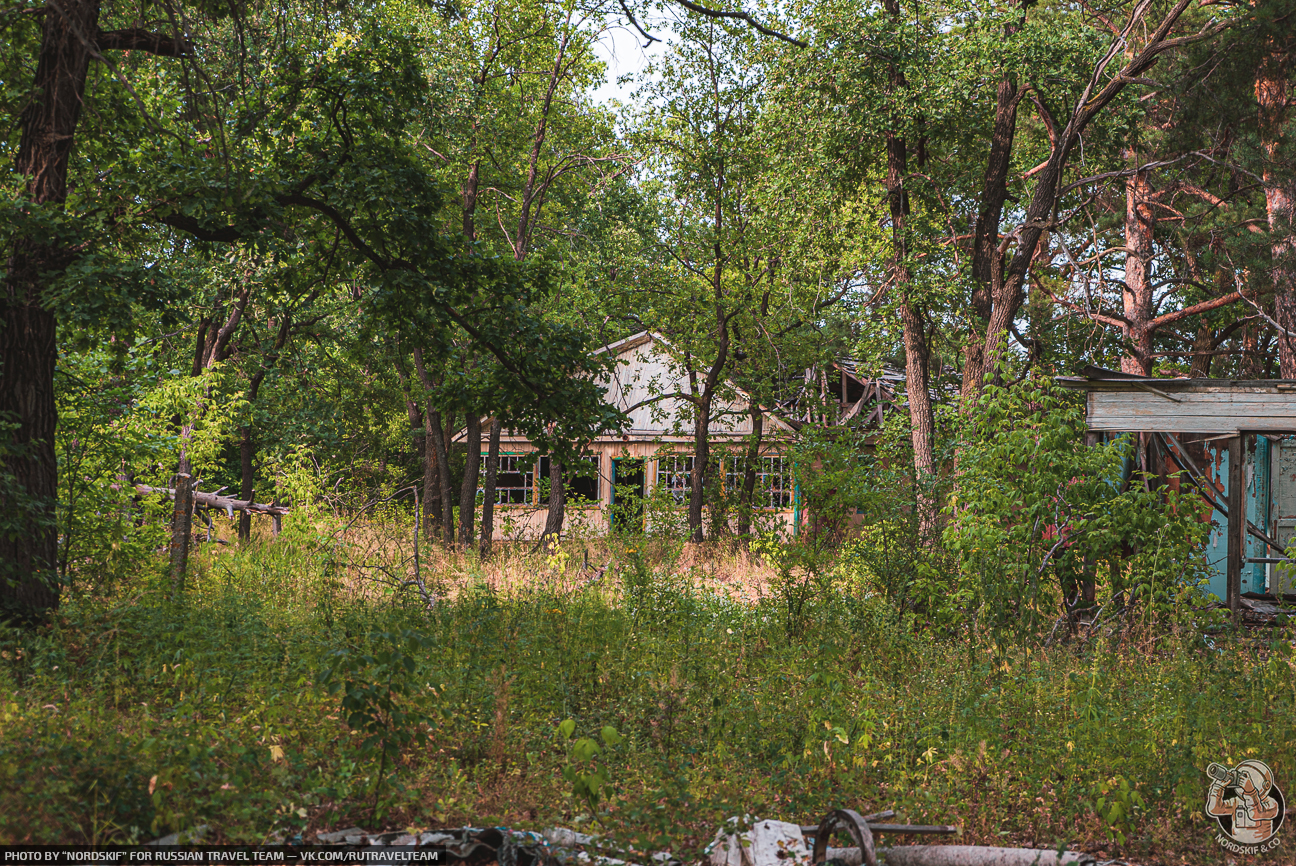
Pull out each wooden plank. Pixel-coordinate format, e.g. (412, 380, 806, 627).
(1088, 390, 1296, 433)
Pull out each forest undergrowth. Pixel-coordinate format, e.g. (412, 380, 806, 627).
(1, 520, 1293, 866)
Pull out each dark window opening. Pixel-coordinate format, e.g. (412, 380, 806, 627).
(494, 455, 535, 504)
(570, 455, 600, 503)
(612, 458, 645, 531)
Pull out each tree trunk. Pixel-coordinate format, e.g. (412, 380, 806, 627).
(684, 357, 725, 541)
(736, 402, 763, 540)
(400, 383, 429, 539)
(686, 220, 732, 542)
(396, 353, 437, 541)
(238, 426, 255, 541)
(413, 347, 455, 544)
(423, 425, 441, 542)
(688, 394, 715, 543)
(1, 0, 102, 621)
(883, 0, 936, 536)
(1188, 324, 1211, 377)
(962, 8, 1026, 407)
(539, 456, 565, 545)
(458, 413, 481, 547)
(479, 418, 501, 558)
(1257, 45, 1296, 376)
(169, 474, 194, 599)
(1122, 161, 1156, 375)
(428, 409, 454, 544)
(974, 0, 1202, 388)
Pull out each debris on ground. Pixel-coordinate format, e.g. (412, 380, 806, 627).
(704, 808, 1094, 866)
(150, 807, 1097, 866)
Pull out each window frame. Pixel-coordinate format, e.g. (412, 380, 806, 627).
(491, 453, 536, 505)
(656, 454, 694, 504)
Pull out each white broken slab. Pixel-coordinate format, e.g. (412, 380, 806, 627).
(708, 817, 812, 866)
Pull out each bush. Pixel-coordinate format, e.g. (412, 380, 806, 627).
(944, 375, 1213, 643)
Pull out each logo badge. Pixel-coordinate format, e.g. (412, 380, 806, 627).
(1206, 760, 1284, 853)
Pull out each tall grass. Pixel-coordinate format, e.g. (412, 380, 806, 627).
(1, 520, 1292, 864)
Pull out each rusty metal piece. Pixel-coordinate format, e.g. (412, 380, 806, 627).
(799, 811, 893, 837)
(863, 824, 958, 836)
(811, 810, 876, 866)
(801, 814, 957, 840)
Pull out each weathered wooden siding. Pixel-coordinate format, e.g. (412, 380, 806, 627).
(1087, 389, 1296, 433)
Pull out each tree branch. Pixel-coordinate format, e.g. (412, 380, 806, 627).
(618, 0, 660, 46)
(1148, 291, 1243, 329)
(1036, 283, 1128, 329)
(157, 213, 242, 242)
(277, 193, 392, 268)
(96, 27, 189, 56)
(671, 0, 807, 48)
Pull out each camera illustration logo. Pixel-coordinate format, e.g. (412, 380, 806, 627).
(1206, 760, 1284, 853)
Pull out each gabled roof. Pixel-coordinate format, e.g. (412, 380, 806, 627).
(457, 331, 801, 443)
(597, 331, 795, 438)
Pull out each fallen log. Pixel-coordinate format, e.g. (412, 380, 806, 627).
(135, 484, 289, 518)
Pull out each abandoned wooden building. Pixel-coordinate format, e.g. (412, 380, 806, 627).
(1059, 366, 1296, 616)
(462, 331, 893, 541)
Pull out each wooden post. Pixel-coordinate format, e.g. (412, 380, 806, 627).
(169, 473, 193, 599)
(1227, 434, 1243, 624)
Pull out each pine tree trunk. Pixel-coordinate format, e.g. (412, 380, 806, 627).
(1122, 161, 1156, 376)
(1257, 47, 1296, 376)
(479, 418, 501, 558)
(1189, 324, 1214, 377)
(1, 0, 101, 620)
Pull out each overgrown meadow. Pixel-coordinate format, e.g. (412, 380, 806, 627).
(3, 513, 1292, 864)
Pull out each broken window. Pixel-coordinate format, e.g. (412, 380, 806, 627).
(723, 456, 745, 498)
(757, 456, 793, 508)
(721, 455, 793, 508)
(494, 455, 535, 504)
(535, 454, 600, 503)
(658, 455, 693, 504)
(569, 455, 600, 503)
